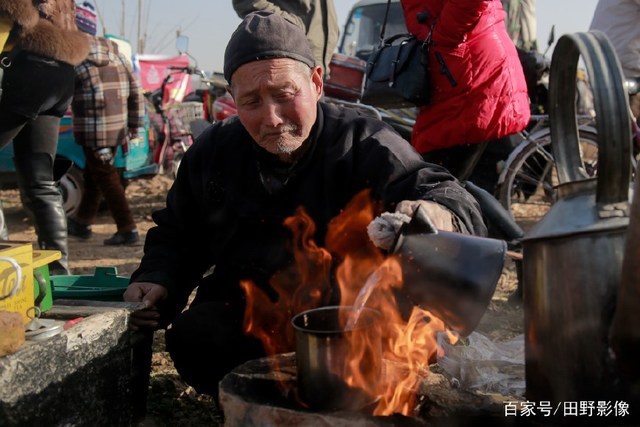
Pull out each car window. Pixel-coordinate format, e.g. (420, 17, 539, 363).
(339, 3, 408, 61)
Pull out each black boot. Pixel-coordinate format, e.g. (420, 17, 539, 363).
(14, 154, 70, 275)
(22, 188, 70, 275)
(104, 229, 139, 246)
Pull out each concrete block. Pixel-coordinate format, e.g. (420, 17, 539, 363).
(0, 305, 151, 426)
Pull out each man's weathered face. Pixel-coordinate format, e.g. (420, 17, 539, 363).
(229, 58, 323, 162)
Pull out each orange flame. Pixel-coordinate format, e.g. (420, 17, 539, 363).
(241, 190, 456, 416)
(241, 206, 333, 389)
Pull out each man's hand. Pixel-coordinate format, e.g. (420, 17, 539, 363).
(123, 282, 168, 331)
(368, 200, 459, 250)
(395, 200, 456, 232)
(367, 211, 410, 250)
(128, 127, 139, 140)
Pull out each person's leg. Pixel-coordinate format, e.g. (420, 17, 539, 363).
(0, 109, 29, 148)
(422, 145, 467, 177)
(0, 109, 30, 239)
(67, 156, 100, 239)
(468, 136, 519, 194)
(422, 144, 486, 183)
(80, 146, 136, 233)
(72, 147, 104, 228)
(630, 92, 640, 125)
(13, 115, 70, 275)
(165, 295, 266, 399)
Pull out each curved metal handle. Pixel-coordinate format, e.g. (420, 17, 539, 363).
(549, 31, 632, 209)
(0, 256, 23, 301)
(33, 271, 47, 307)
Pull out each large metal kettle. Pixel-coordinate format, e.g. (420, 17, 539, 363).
(522, 31, 633, 403)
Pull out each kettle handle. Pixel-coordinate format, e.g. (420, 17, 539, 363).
(549, 31, 632, 209)
(391, 204, 438, 253)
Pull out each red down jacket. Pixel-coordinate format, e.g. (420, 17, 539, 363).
(400, 0, 530, 153)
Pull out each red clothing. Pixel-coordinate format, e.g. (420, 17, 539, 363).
(400, 0, 530, 152)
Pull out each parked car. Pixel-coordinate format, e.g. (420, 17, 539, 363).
(338, 0, 406, 61)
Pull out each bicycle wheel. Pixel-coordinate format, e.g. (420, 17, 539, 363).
(498, 129, 599, 229)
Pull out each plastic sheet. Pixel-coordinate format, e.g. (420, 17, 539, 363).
(437, 331, 525, 397)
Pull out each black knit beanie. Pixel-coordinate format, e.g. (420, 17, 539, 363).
(223, 11, 316, 83)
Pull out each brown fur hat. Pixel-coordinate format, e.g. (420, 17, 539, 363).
(37, 0, 79, 31)
(2, 0, 90, 65)
(0, 0, 39, 30)
(19, 19, 90, 65)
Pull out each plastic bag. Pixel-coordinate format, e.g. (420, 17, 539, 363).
(437, 331, 525, 397)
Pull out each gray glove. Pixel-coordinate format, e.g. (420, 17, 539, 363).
(367, 211, 411, 251)
(395, 200, 456, 232)
(367, 200, 457, 250)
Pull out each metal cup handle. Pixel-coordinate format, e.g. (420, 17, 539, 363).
(0, 256, 24, 301)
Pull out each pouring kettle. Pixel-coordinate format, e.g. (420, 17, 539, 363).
(392, 205, 507, 337)
(522, 31, 633, 403)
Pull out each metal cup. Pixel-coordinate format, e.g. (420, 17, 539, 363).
(291, 305, 382, 412)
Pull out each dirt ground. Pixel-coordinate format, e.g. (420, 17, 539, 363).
(0, 174, 524, 426)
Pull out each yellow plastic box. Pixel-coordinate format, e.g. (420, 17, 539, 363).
(0, 17, 13, 51)
(0, 242, 34, 325)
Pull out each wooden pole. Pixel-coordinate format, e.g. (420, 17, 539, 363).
(93, 0, 107, 36)
(120, 0, 125, 38)
(137, 0, 143, 53)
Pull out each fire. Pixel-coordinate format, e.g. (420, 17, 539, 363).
(241, 190, 456, 416)
(375, 305, 456, 416)
(240, 206, 332, 386)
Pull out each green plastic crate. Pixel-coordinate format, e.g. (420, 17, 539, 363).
(51, 267, 130, 301)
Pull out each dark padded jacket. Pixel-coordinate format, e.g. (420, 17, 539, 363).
(130, 102, 486, 314)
